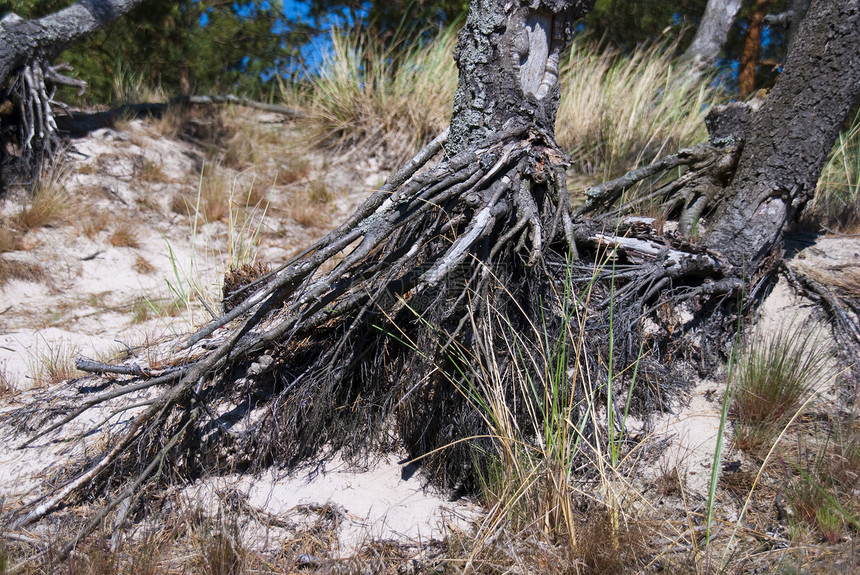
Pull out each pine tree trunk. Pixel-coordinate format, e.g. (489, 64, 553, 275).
(706, 0, 860, 270)
(447, 0, 594, 155)
(683, 0, 743, 71)
(7, 0, 860, 553)
(738, 0, 769, 97)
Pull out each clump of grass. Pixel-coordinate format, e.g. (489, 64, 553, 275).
(134, 254, 157, 274)
(140, 158, 170, 183)
(300, 24, 458, 163)
(0, 258, 47, 287)
(731, 321, 831, 454)
(809, 111, 860, 232)
(434, 256, 647, 570)
(222, 131, 259, 171)
(194, 511, 246, 575)
(198, 162, 231, 222)
(557, 39, 712, 179)
(0, 225, 20, 253)
(16, 161, 75, 230)
(111, 58, 167, 105)
(29, 341, 82, 387)
(77, 211, 111, 238)
(153, 103, 191, 139)
(109, 222, 140, 248)
(276, 154, 310, 185)
(782, 425, 860, 544)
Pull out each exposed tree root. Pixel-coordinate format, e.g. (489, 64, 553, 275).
(1, 60, 87, 184)
(2, 118, 756, 561)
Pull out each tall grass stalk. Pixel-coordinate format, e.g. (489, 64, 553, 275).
(300, 25, 458, 162)
(162, 170, 269, 331)
(556, 39, 713, 179)
(810, 110, 860, 231)
(426, 252, 648, 558)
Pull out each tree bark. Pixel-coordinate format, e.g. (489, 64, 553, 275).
(1, 0, 146, 184)
(0, 0, 146, 87)
(682, 0, 743, 72)
(447, 0, 594, 155)
(738, 0, 769, 97)
(706, 0, 860, 270)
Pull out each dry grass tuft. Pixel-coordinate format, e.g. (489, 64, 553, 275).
(0, 258, 47, 287)
(139, 158, 170, 183)
(298, 25, 458, 164)
(29, 341, 82, 387)
(153, 103, 192, 139)
(276, 154, 310, 185)
(76, 162, 98, 175)
(290, 180, 331, 228)
(134, 254, 157, 274)
(109, 222, 140, 248)
(198, 162, 231, 222)
(16, 162, 75, 230)
(0, 225, 22, 253)
(731, 321, 831, 454)
(557, 39, 711, 178)
(222, 132, 259, 172)
(780, 426, 860, 543)
(77, 211, 111, 238)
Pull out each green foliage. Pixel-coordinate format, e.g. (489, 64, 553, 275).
(585, 0, 708, 51)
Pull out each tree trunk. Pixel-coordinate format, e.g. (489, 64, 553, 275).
(706, 0, 860, 270)
(682, 0, 743, 72)
(446, 0, 593, 155)
(1, 0, 147, 183)
(738, 0, 769, 97)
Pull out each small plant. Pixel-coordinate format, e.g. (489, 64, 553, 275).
(731, 321, 831, 454)
(29, 340, 82, 387)
(16, 160, 75, 230)
(109, 222, 140, 248)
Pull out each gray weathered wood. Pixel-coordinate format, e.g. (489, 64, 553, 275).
(1, 0, 147, 86)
